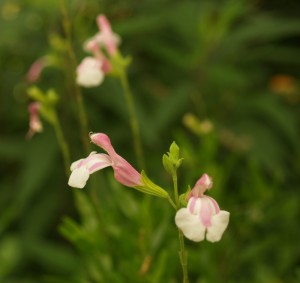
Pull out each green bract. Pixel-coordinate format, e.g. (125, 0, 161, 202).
(179, 186, 191, 207)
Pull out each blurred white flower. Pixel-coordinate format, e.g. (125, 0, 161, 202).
(76, 57, 104, 87)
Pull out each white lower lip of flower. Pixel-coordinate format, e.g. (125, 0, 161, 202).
(206, 211, 230, 242)
(68, 167, 90, 189)
(76, 69, 104, 87)
(76, 57, 104, 87)
(175, 208, 206, 242)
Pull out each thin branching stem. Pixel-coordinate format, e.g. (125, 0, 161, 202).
(60, 0, 90, 154)
(53, 116, 70, 176)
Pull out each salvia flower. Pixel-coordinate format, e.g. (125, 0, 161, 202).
(68, 133, 142, 189)
(175, 173, 229, 242)
(76, 15, 122, 88)
(26, 102, 43, 139)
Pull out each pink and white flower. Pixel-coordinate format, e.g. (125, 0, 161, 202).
(68, 133, 142, 189)
(76, 57, 104, 87)
(175, 174, 229, 242)
(26, 102, 43, 139)
(76, 15, 121, 87)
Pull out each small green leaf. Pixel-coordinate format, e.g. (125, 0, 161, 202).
(169, 141, 180, 160)
(162, 154, 174, 175)
(162, 141, 183, 175)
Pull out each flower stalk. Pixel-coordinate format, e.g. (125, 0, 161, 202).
(53, 114, 71, 175)
(172, 170, 189, 283)
(119, 71, 145, 170)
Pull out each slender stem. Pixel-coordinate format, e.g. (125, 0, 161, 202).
(119, 71, 145, 170)
(59, 0, 104, 214)
(178, 230, 189, 283)
(60, 0, 90, 153)
(172, 172, 189, 283)
(167, 195, 177, 210)
(53, 116, 71, 176)
(173, 175, 179, 207)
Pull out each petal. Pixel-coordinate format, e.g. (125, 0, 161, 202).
(175, 208, 206, 242)
(199, 197, 214, 227)
(187, 197, 201, 215)
(113, 157, 142, 187)
(68, 167, 90, 189)
(206, 211, 230, 242)
(70, 152, 112, 173)
(76, 57, 104, 87)
(70, 159, 84, 171)
(96, 15, 118, 55)
(88, 153, 112, 173)
(90, 133, 117, 157)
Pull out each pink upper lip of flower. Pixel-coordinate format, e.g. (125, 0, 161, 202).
(90, 133, 142, 187)
(187, 173, 213, 200)
(96, 14, 119, 56)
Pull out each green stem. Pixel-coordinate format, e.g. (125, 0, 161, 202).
(59, 0, 104, 215)
(53, 116, 71, 176)
(60, 0, 90, 154)
(119, 71, 145, 170)
(172, 173, 189, 283)
(178, 230, 189, 283)
(167, 195, 177, 210)
(173, 175, 179, 207)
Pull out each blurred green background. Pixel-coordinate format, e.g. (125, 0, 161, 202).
(1, 0, 300, 282)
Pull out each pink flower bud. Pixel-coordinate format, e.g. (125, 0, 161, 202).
(26, 102, 43, 139)
(26, 57, 48, 83)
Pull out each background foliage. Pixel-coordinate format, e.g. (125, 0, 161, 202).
(1, 0, 300, 282)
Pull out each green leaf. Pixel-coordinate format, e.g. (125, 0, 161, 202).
(162, 154, 174, 175)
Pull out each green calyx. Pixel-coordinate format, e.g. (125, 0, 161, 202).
(179, 186, 191, 207)
(134, 171, 169, 199)
(109, 52, 132, 77)
(28, 86, 59, 125)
